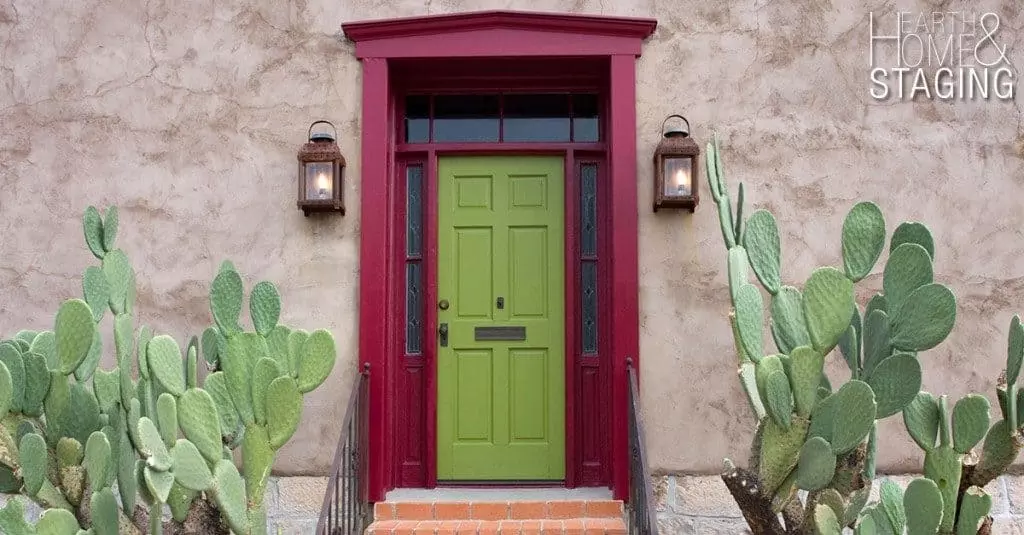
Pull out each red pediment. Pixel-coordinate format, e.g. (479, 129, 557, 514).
(341, 10, 658, 58)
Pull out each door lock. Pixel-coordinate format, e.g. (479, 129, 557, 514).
(496, 297, 504, 309)
(439, 323, 449, 347)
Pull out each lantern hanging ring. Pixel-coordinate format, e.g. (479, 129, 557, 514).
(661, 114, 690, 137)
(308, 120, 338, 142)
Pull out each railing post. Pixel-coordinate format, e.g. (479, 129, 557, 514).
(316, 363, 372, 535)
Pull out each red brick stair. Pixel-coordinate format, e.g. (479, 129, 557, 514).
(368, 500, 626, 535)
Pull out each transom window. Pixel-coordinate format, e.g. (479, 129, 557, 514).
(403, 93, 601, 143)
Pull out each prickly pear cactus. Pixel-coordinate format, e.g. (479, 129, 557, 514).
(706, 136, 1018, 535)
(0, 206, 340, 535)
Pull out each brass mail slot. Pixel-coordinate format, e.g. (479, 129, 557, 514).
(474, 326, 526, 341)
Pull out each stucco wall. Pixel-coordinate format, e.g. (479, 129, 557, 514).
(1, 0, 1022, 479)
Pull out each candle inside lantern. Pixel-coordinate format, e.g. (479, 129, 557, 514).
(663, 157, 692, 196)
(316, 172, 331, 199)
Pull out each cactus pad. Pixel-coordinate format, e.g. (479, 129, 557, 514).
(21, 352, 49, 417)
(287, 329, 309, 377)
(144, 464, 174, 503)
(101, 206, 118, 251)
(178, 388, 223, 465)
(841, 201, 886, 282)
(795, 436, 836, 491)
(801, 267, 855, 354)
(101, 249, 133, 315)
(267, 376, 303, 449)
(924, 445, 961, 533)
(758, 416, 809, 496)
(814, 503, 842, 535)
(904, 477, 943, 535)
(37, 508, 81, 534)
(266, 325, 292, 370)
(213, 459, 249, 534)
(137, 417, 172, 472)
(210, 268, 244, 335)
(201, 371, 240, 440)
(29, 330, 56, 370)
(250, 281, 282, 336)
(728, 246, 749, 304)
(74, 325, 102, 382)
(252, 357, 282, 425)
(829, 380, 877, 454)
(82, 266, 110, 322)
(904, 391, 941, 451)
(956, 486, 992, 535)
(54, 299, 95, 375)
(889, 283, 956, 352)
(1008, 314, 1024, 385)
(148, 335, 185, 397)
(223, 333, 265, 425)
(763, 370, 793, 429)
(83, 206, 105, 259)
(733, 284, 765, 363)
(860, 310, 892, 378)
(952, 394, 991, 454)
(92, 369, 119, 414)
(156, 393, 179, 448)
(742, 209, 782, 294)
(879, 478, 906, 533)
(0, 361, 11, 417)
(866, 352, 922, 419)
(789, 345, 824, 417)
(170, 439, 214, 491)
(201, 326, 222, 367)
(19, 432, 47, 495)
(297, 329, 338, 393)
(84, 431, 111, 490)
(891, 221, 935, 259)
(90, 487, 118, 535)
(883, 243, 934, 313)
(0, 344, 25, 412)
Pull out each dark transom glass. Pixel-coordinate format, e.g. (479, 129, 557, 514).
(403, 92, 602, 143)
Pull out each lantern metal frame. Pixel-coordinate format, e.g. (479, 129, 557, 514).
(652, 114, 700, 213)
(297, 120, 346, 216)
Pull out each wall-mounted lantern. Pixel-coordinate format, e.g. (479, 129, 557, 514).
(297, 121, 345, 216)
(653, 114, 700, 213)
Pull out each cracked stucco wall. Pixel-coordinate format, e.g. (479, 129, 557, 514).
(1, 0, 1023, 479)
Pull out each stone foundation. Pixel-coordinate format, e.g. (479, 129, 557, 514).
(5, 474, 1024, 533)
(652, 473, 1024, 534)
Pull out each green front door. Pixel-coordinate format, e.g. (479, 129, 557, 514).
(437, 155, 566, 481)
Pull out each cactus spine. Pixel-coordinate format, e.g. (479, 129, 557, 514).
(0, 206, 339, 534)
(708, 135, 1018, 535)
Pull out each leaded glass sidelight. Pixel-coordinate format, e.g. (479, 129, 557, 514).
(580, 163, 599, 355)
(405, 165, 424, 355)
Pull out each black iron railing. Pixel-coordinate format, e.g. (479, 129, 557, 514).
(626, 358, 659, 535)
(316, 363, 371, 535)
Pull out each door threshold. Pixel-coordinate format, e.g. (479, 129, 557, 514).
(383, 486, 614, 502)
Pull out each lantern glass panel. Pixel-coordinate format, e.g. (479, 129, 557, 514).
(304, 162, 334, 201)
(662, 157, 692, 197)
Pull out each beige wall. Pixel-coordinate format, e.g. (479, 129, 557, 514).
(1, 0, 1022, 478)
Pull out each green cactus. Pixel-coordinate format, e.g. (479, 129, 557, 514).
(706, 138, 1015, 535)
(903, 478, 943, 535)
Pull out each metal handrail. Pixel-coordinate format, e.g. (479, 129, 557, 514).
(316, 363, 371, 535)
(626, 358, 659, 535)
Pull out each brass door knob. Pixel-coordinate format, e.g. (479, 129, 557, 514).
(438, 299, 450, 310)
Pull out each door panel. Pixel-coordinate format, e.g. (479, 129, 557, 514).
(437, 155, 565, 481)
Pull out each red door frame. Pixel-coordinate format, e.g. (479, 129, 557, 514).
(342, 10, 656, 502)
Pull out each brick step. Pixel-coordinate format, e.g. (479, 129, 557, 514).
(368, 500, 626, 534)
(366, 518, 626, 534)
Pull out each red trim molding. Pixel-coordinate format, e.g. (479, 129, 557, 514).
(343, 10, 656, 58)
(343, 10, 654, 502)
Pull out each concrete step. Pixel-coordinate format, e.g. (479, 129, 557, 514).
(367, 500, 626, 534)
